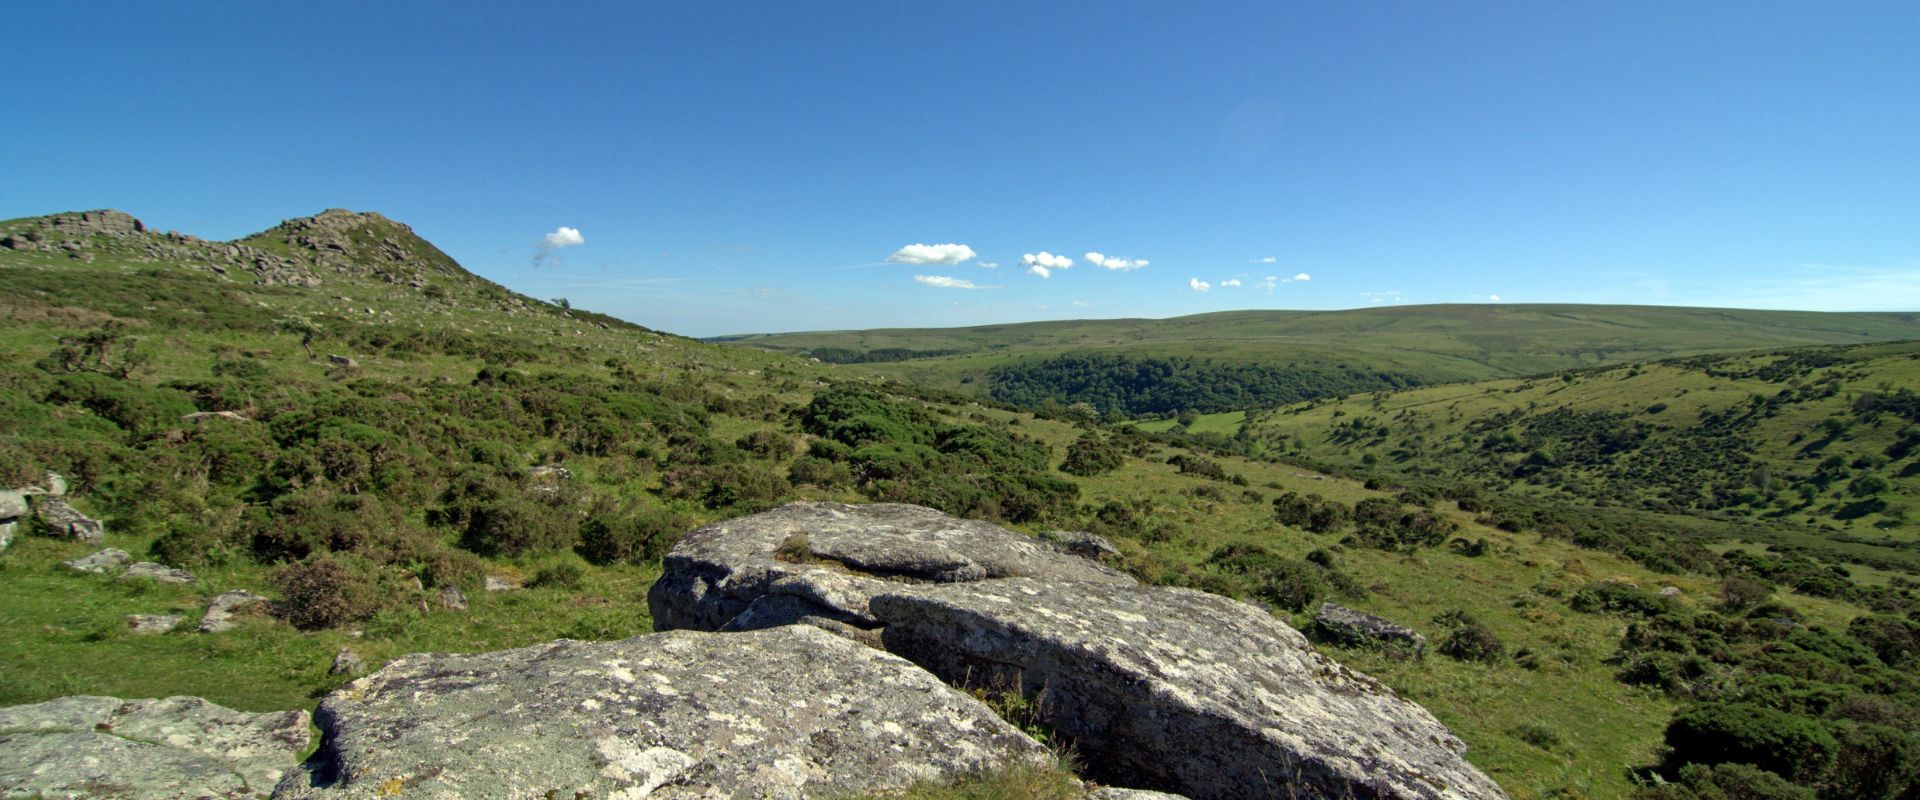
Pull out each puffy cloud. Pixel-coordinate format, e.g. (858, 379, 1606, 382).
(1021, 252, 1073, 271)
(1189, 278, 1211, 292)
(1252, 256, 1278, 264)
(1084, 251, 1149, 271)
(1220, 278, 1242, 288)
(1026, 264, 1052, 279)
(888, 243, 977, 266)
(913, 274, 995, 290)
(1488, 294, 1502, 302)
(533, 226, 585, 265)
(1291, 272, 1311, 282)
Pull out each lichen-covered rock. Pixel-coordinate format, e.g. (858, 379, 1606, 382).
(34, 496, 103, 543)
(870, 579, 1508, 800)
(127, 614, 182, 634)
(273, 625, 1046, 799)
(649, 502, 1132, 632)
(1312, 602, 1429, 658)
(200, 590, 270, 633)
(64, 547, 131, 574)
(1088, 789, 1192, 800)
(0, 695, 311, 799)
(119, 561, 196, 584)
(483, 574, 521, 592)
(327, 647, 365, 676)
(1040, 529, 1121, 561)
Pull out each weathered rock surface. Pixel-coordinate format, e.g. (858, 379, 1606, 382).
(0, 489, 21, 553)
(649, 502, 1132, 633)
(200, 590, 270, 633)
(1040, 529, 1121, 561)
(65, 547, 131, 574)
(120, 561, 196, 584)
(0, 695, 311, 799)
(327, 647, 365, 676)
(483, 574, 521, 592)
(274, 625, 1046, 799)
(35, 496, 103, 543)
(439, 584, 468, 610)
(1312, 602, 1429, 658)
(1088, 789, 1192, 800)
(127, 614, 182, 634)
(871, 579, 1508, 800)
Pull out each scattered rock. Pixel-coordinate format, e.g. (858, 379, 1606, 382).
(1089, 789, 1192, 800)
(120, 562, 196, 585)
(1040, 529, 1121, 560)
(649, 502, 1133, 633)
(64, 547, 131, 574)
(324, 354, 358, 368)
(126, 614, 182, 634)
(871, 578, 1508, 800)
(182, 410, 251, 424)
(526, 465, 573, 480)
(439, 584, 467, 611)
(200, 590, 270, 633)
(483, 574, 521, 592)
(43, 471, 68, 497)
(274, 625, 1047, 799)
(34, 496, 103, 543)
(0, 490, 22, 554)
(1311, 602, 1429, 659)
(0, 694, 310, 799)
(1659, 586, 1683, 597)
(328, 647, 365, 676)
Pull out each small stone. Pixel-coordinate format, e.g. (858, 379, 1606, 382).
(1659, 586, 1683, 597)
(181, 410, 250, 424)
(0, 489, 26, 520)
(325, 353, 359, 368)
(483, 575, 522, 592)
(64, 547, 131, 574)
(199, 590, 269, 633)
(127, 614, 182, 634)
(329, 647, 366, 676)
(1040, 529, 1121, 560)
(1311, 602, 1429, 659)
(440, 585, 468, 611)
(119, 562, 196, 585)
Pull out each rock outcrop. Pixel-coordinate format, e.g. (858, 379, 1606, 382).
(65, 547, 131, 574)
(650, 502, 1507, 800)
(648, 502, 1133, 634)
(872, 579, 1505, 800)
(1312, 602, 1429, 658)
(127, 614, 182, 634)
(274, 625, 1046, 799)
(0, 695, 310, 799)
(0, 489, 23, 553)
(120, 561, 196, 584)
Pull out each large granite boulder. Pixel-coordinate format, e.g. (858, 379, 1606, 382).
(0, 695, 311, 799)
(273, 624, 1048, 799)
(870, 578, 1507, 800)
(648, 502, 1132, 634)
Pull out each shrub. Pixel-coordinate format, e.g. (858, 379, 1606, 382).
(1664, 702, 1838, 782)
(1060, 432, 1124, 476)
(272, 553, 397, 630)
(529, 555, 588, 589)
(735, 429, 795, 459)
(457, 495, 579, 557)
(1634, 763, 1816, 800)
(1203, 544, 1326, 612)
(577, 504, 694, 565)
(787, 455, 853, 489)
(1570, 582, 1674, 617)
(1433, 610, 1505, 664)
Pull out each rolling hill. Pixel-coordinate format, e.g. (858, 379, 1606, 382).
(715, 305, 1920, 414)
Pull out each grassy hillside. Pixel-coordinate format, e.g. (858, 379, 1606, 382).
(715, 305, 1920, 408)
(2, 209, 1914, 800)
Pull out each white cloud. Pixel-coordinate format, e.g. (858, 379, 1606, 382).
(534, 226, 585, 265)
(1071, 300, 1092, 307)
(888, 243, 977, 266)
(978, 261, 1000, 270)
(1220, 278, 1242, 288)
(1361, 290, 1402, 304)
(1291, 272, 1311, 282)
(1021, 252, 1073, 271)
(1252, 256, 1278, 264)
(913, 274, 995, 290)
(1255, 276, 1278, 293)
(1084, 251, 1149, 271)
(1488, 294, 1502, 302)
(1026, 264, 1052, 279)
(1189, 278, 1211, 292)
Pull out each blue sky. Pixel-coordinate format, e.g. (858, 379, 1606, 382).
(4, 2, 1917, 336)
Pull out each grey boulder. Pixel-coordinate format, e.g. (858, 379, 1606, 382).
(1312, 602, 1429, 659)
(35, 497, 103, 543)
(273, 625, 1047, 799)
(0, 695, 311, 799)
(127, 614, 182, 634)
(120, 561, 196, 584)
(200, 590, 270, 633)
(649, 502, 1132, 633)
(65, 547, 132, 574)
(871, 578, 1508, 800)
